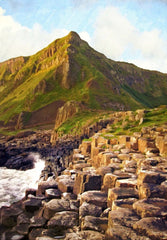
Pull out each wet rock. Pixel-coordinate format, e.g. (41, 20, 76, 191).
(22, 198, 42, 212)
(17, 212, 31, 225)
(5, 154, 35, 170)
(0, 205, 23, 227)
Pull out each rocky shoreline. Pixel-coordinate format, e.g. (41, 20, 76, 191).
(0, 123, 167, 239)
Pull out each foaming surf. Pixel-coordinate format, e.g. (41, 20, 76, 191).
(0, 153, 45, 208)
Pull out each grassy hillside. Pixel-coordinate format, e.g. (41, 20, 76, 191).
(55, 106, 167, 137)
(0, 31, 167, 129)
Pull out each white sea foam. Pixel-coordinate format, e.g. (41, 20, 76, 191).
(0, 153, 45, 208)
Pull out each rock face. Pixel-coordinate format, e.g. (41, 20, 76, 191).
(0, 122, 167, 239)
(54, 101, 83, 129)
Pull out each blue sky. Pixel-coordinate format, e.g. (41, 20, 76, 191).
(0, 0, 167, 73)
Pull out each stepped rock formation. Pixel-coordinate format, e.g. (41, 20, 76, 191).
(0, 31, 167, 130)
(0, 118, 167, 239)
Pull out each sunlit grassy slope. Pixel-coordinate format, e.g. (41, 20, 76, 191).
(0, 31, 167, 127)
(56, 106, 167, 137)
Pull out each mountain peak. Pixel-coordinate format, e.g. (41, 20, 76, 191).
(65, 31, 82, 46)
(67, 31, 81, 39)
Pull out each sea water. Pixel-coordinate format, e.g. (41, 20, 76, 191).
(0, 153, 45, 208)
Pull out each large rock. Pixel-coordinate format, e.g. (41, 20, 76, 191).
(80, 140, 91, 155)
(43, 199, 71, 219)
(138, 183, 167, 199)
(107, 187, 138, 208)
(45, 188, 61, 199)
(79, 202, 102, 219)
(106, 208, 142, 240)
(37, 180, 58, 195)
(138, 137, 156, 153)
(156, 135, 167, 156)
(65, 230, 105, 240)
(0, 206, 23, 227)
(73, 172, 102, 195)
(108, 208, 140, 228)
(133, 217, 167, 240)
(106, 223, 150, 240)
(22, 198, 42, 212)
(115, 178, 137, 189)
(137, 170, 165, 186)
(102, 172, 133, 192)
(112, 198, 138, 210)
(133, 198, 167, 218)
(118, 135, 131, 149)
(47, 211, 78, 229)
(13, 223, 29, 235)
(80, 191, 108, 209)
(81, 216, 108, 232)
(102, 173, 118, 192)
(58, 175, 75, 193)
(5, 154, 35, 170)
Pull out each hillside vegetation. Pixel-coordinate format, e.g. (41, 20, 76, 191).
(0, 31, 167, 130)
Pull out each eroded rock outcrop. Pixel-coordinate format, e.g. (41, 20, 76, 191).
(0, 119, 167, 239)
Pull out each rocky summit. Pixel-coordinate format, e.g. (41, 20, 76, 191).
(0, 108, 167, 240)
(0, 31, 167, 131)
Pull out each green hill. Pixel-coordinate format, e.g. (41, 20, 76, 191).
(0, 31, 167, 130)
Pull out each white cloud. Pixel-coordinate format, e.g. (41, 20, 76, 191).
(0, 7, 69, 62)
(79, 31, 91, 44)
(92, 6, 167, 73)
(0, 7, 92, 63)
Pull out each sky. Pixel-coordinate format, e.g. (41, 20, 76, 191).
(0, 0, 167, 73)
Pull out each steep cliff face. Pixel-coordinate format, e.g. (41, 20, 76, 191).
(0, 31, 167, 130)
(54, 101, 84, 129)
